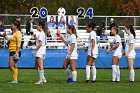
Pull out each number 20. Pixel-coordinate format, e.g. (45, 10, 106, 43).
(77, 7, 94, 19)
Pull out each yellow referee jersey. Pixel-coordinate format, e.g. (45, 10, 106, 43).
(9, 31, 22, 52)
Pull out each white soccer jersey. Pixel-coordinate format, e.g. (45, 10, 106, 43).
(125, 34, 136, 56)
(88, 31, 98, 55)
(67, 34, 78, 57)
(36, 31, 47, 55)
(112, 35, 122, 56)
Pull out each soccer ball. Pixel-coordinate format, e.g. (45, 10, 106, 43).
(57, 7, 66, 16)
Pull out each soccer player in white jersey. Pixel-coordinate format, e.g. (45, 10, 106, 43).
(61, 25, 78, 84)
(107, 26, 122, 82)
(32, 22, 47, 84)
(85, 22, 98, 83)
(123, 25, 136, 82)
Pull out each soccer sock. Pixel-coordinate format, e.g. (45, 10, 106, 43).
(11, 68, 17, 81)
(15, 68, 18, 81)
(112, 65, 117, 81)
(65, 68, 71, 78)
(91, 66, 96, 81)
(86, 65, 90, 80)
(130, 69, 135, 81)
(72, 71, 77, 82)
(38, 70, 45, 81)
(116, 65, 120, 81)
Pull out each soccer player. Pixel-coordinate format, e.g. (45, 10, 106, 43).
(32, 22, 47, 84)
(2, 21, 22, 83)
(123, 25, 136, 82)
(107, 26, 122, 82)
(85, 22, 98, 83)
(60, 25, 78, 84)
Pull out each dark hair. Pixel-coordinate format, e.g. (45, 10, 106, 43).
(38, 21, 45, 30)
(125, 25, 136, 38)
(13, 21, 21, 31)
(67, 25, 77, 37)
(50, 16, 54, 22)
(112, 26, 119, 34)
(87, 22, 96, 30)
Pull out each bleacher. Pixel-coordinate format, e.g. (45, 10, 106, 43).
(1, 28, 140, 49)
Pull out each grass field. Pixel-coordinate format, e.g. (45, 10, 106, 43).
(0, 69, 140, 93)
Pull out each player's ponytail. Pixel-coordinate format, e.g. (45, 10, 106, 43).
(125, 25, 136, 39)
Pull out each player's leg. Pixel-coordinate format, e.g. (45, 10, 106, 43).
(112, 56, 119, 82)
(127, 58, 135, 82)
(116, 57, 120, 82)
(91, 57, 96, 82)
(35, 57, 46, 84)
(70, 59, 77, 83)
(63, 58, 71, 82)
(8, 56, 18, 83)
(86, 55, 93, 82)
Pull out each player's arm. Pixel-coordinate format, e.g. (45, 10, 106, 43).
(16, 35, 22, 52)
(60, 35, 67, 46)
(35, 40, 42, 52)
(125, 43, 134, 56)
(91, 39, 95, 55)
(107, 42, 119, 54)
(110, 42, 119, 51)
(67, 43, 75, 58)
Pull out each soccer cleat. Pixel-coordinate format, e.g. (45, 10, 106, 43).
(91, 80, 96, 83)
(85, 80, 90, 83)
(66, 78, 72, 83)
(8, 80, 18, 84)
(68, 81, 77, 84)
(42, 79, 47, 83)
(35, 80, 43, 84)
(129, 81, 135, 83)
(116, 81, 120, 83)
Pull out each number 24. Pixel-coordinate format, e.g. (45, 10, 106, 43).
(77, 7, 94, 19)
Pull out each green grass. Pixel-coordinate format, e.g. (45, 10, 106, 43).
(0, 69, 140, 93)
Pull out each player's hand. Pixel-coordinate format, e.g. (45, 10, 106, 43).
(106, 48, 111, 54)
(32, 51, 36, 56)
(91, 51, 93, 57)
(125, 52, 129, 57)
(122, 53, 125, 56)
(13, 51, 19, 60)
(84, 47, 88, 52)
(67, 54, 70, 59)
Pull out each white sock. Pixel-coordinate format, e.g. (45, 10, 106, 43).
(112, 65, 117, 81)
(72, 71, 77, 82)
(65, 68, 71, 78)
(38, 70, 45, 81)
(116, 65, 120, 81)
(86, 65, 90, 80)
(91, 66, 96, 81)
(130, 69, 135, 81)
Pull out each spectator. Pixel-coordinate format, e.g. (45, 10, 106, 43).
(58, 16, 66, 30)
(26, 18, 34, 35)
(0, 20, 6, 48)
(26, 34, 36, 49)
(118, 27, 125, 49)
(47, 31, 52, 42)
(47, 16, 56, 29)
(15, 16, 21, 22)
(100, 30, 109, 49)
(109, 18, 116, 36)
(56, 27, 61, 42)
(97, 22, 105, 36)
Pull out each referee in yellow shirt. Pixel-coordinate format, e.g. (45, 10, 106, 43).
(4, 21, 22, 83)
